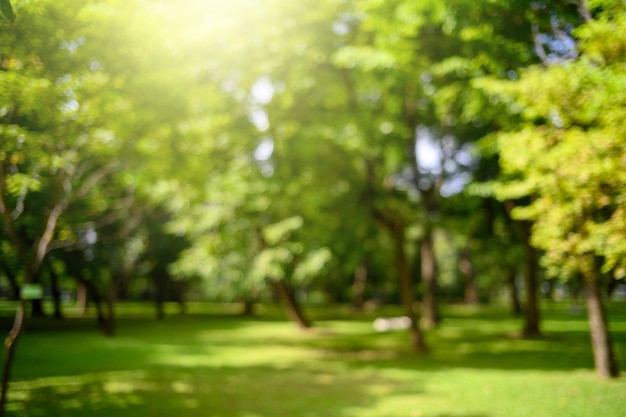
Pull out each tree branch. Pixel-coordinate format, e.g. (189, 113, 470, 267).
(0, 162, 32, 276)
(578, 0, 592, 22)
(532, 23, 551, 67)
(74, 161, 119, 199)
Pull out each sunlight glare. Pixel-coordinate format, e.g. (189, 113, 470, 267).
(254, 138, 274, 161)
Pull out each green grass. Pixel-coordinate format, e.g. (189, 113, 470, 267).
(1, 302, 625, 417)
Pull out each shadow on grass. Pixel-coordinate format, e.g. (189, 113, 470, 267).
(3, 302, 625, 417)
(0, 308, 499, 417)
(205, 305, 626, 376)
(7, 362, 428, 417)
(223, 322, 597, 373)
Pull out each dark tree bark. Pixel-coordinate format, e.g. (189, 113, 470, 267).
(254, 226, 311, 329)
(30, 271, 46, 318)
(154, 273, 168, 321)
(0, 261, 19, 300)
(171, 280, 187, 315)
(366, 159, 428, 352)
(73, 276, 109, 333)
(506, 200, 541, 336)
(459, 246, 478, 305)
(0, 135, 114, 416)
(47, 263, 63, 320)
(508, 268, 522, 317)
(391, 226, 428, 353)
(584, 277, 619, 378)
(241, 298, 255, 316)
(420, 229, 440, 328)
(607, 276, 619, 298)
(352, 264, 367, 311)
(272, 280, 312, 329)
(521, 221, 541, 337)
(400, 77, 442, 330)
(0, 299, 25, 417)
(76, 280, 88, 317)
(103, 280, 116, 337)
(30, 299, 46, 317)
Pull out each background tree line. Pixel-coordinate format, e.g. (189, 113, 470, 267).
(0, 0, 624, 384)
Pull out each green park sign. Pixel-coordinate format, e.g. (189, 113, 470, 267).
(21, 284, 44, 300)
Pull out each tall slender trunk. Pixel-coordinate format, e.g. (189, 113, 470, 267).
(73, 276, 107, 329)
(76, 280, 88, 317)
(154, 273, 168, 320)
(0, 164, 30, 417)
(176, 283, 187, 315)
(48, 264, 63, 320)
(392, 226, 428, 352)
(584, 277, 619, 378)
(352, 264, 367, 311)
(364, 155, 427, 351)
(459, 246, 478, 305)
(508, 268, 522, 316)
(521, 221, 541, 337)
(607, 276, 619, 298)
(30, 299, 46, 317)
(30, 271, 46, 318)
(420, 228, 440, 328)
(241, 298, 255, 316)
(101, 275, 118, 337)
(0, 299, 25, 417)
(0, 261, 19, 300)
(272, 280, 312, 329)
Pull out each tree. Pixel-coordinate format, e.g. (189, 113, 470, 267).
(0, 1, 132, 409)
(164, 0, 384, 328)
(0, 0, 210, 409)
(0, 0, 14, 22)
(330, 0, 560, 342)
(485, 0, 625, 377)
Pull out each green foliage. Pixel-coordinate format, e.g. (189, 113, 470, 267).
(0, 0, 14, 22)
(1, 0, 625, 323)
(262, 216, 304, 247)
(486, 3, 626, 280)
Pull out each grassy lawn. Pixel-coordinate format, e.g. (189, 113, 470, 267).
(1, 301, 625, 417)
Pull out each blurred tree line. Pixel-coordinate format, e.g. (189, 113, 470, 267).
(0, 0, 624, 381)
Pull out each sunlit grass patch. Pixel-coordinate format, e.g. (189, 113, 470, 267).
(2, 302, 625, 417)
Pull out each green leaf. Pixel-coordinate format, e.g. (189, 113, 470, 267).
(0, 0, 15, 22)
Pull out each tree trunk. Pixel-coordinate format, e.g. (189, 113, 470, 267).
(521, 222, 541, 337)
(98, 275, 118, 337)
(365, 157, 426, 351)
(74, 276, 107, 329)
(155, 299, 165, 321)
(0, 299, 25, 417)
(272, 280, 311, 329)
(508, 268, 522, 317)
(76, 280, 88, 317)
(30, 299, 46, 318)
(584, 278, 619, 378)
(0, 261, 19, 300)
(420, 228, 440, 328)
(173, 281, 187, 315)
(404, 79, 440, 330)
(352, 264, 367, 311)
(103, 287, 115, 337)
(48, 264, 63, 320)
(392, 226, 428, 352)
(29, 270, 46, 318)
(607, 276, 619, 298)
(459, 246, 478, 305)
(154, 274, 167, 321)
(241, 298, 255, 316)
(0, 162, 69, 416)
